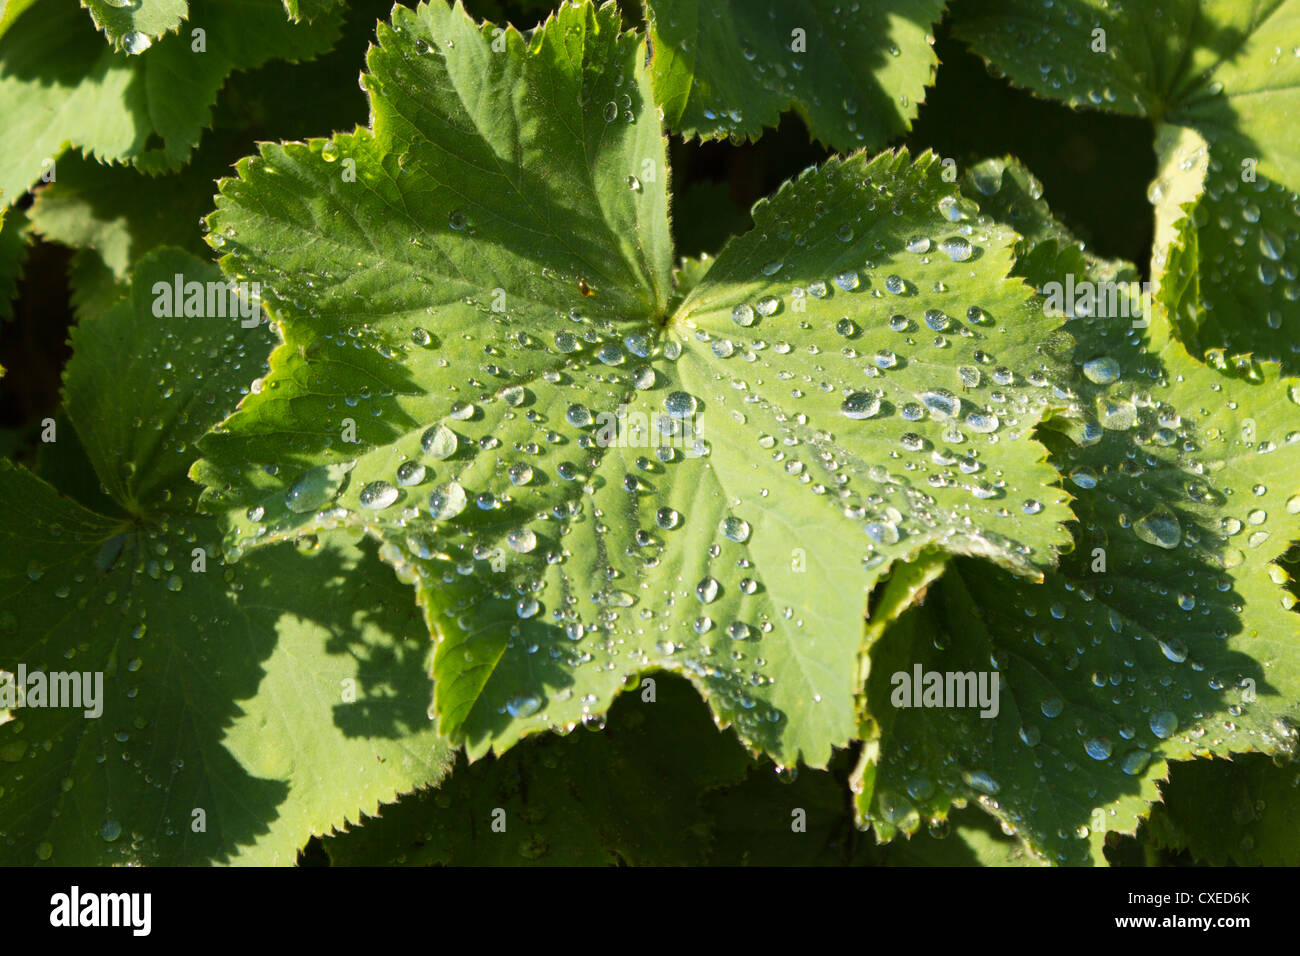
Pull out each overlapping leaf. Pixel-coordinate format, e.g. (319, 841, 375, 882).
(0, 0, 343, 204)
(326, 675, 753, 865)
(0, 204, 30, 321)
(83, 0, 187, 51)
(1146, 754, 1300, 865)
(0, 249, 454, 865)
(194, 0, 1079, 771)
(854, 158, 1300, 865)
(954, 0, 1300, 194)
(325, 670, 1040, 865)
(643, 0, 946, 151)
(1147, 128, 1300, 376)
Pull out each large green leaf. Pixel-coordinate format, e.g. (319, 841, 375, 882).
(0, 248, 454, 864)
(954, 0, 1300, 196)
(194, 0, 1078, 771)
(643, 0, 947, 151)
(853, 158, 1300, 865)
(0, 0, 343, 204)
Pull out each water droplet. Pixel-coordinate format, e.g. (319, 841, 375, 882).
(755, 295, 779, 316)
(122, 31, 151, 55)
(284, 466, 346, 514)
(1096, 396, 1136, 430)
(507, 528, 537, 554)
(841, 392, 881, 419)
(1259, 228, 1286, 261)
(1157, 636, 1188, 663)
(938, 237, 973, 262)
(1150, 710, 1178, 738)
(359, 481, 399, 510)
(905, 235, 931, 254)
(970, 165, 1003, 195)
(719, 516, 751, 543)
(1082, 356, 1120, 384)
(410, 327, 432, 346)
(506, 694, 542, 718)
(429, 482, 467, 520)
(920, 388, 960, 420)
(962, 770, 1000, 795)
(1134, 504, 1181, 550)
(1085, 737, 1113, 760)
(696, 577, 720, 604)
(835, 270, 860, 291)
(1117, 750, 1149, 775)
(664, 391, 697, 418)
(100, 820, 122, 842)
(421, 424, 458, 460)
(448, 210, 467, 230)
(396, 461, 426, 486)
(732, 304, 756, 327)
(1069, 466, 1098, 489)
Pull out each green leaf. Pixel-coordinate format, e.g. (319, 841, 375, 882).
(954, 0, 1300, 195)
(194, 2, 1080, 770)
(0, 0, 38, 38)
(281, 0, 343, 23)
(1149, 129, 1300, 376)
(326, 673, 752, 865)
(0, 248, 454, 864)
(644, 0, 947, 151)
(1147, 754, 1300, 866)
(853, 161, 1300, 865)
(83, 0, 188, 51)
(879, 806, 1047, 866)
(0, 204, 31, 321)
(29, 152, 216, 284)
(0, 0, 343, 204)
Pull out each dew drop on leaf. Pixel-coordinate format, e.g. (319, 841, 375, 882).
(359, 481, 399, 510)
(421, 424, 458, 460)
(429, 482, 467, 520)
(719, 516, 751, 543)
(1133, 503, 1181, 550)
